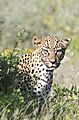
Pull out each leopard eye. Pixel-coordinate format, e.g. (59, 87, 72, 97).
(57, 50, 62, 54)
(56, 50, 62, 55)
(57, 48, 65, 55)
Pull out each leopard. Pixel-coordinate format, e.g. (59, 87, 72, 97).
(17, 36, 71, 101)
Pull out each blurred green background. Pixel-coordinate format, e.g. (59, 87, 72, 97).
(0, 0, 79, 86)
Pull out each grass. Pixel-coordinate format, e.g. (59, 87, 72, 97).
(0, 82, 79, 120)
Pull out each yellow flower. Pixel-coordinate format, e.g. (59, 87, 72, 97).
(28, 49, 34, 53)
(3, 49, 11, 56)
(4, 49, 11, 53)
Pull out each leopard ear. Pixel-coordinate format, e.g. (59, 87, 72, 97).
(33, 36, 37, 40)
(33, 36, 38, 43)
(61, 38, 71, 49)
(33, 36, 38, 46)
(64, 38, 71, 43)
(33, 36, 42, 46)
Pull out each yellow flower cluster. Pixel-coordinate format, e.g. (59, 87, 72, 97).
(1, 49, 12, 56)
(4, 49, 11, 53)
(28, 49, 34, 53)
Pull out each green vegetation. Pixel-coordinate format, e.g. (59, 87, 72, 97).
(70, 36, 79, 56)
